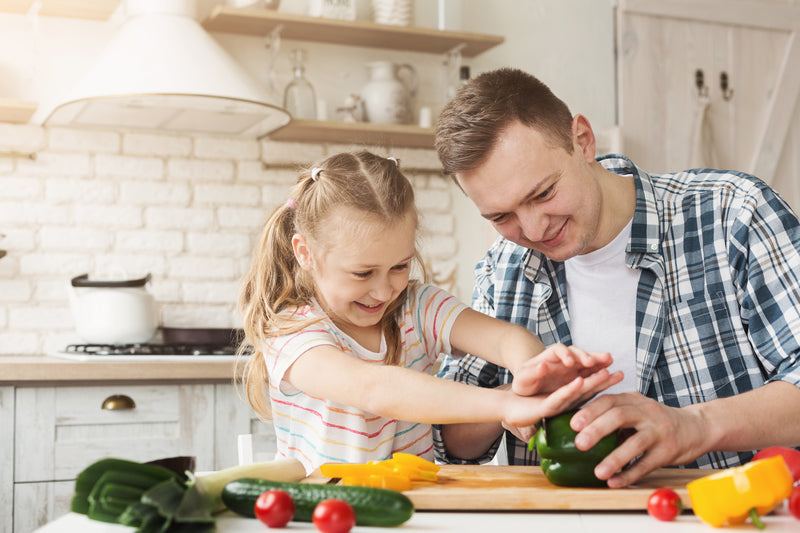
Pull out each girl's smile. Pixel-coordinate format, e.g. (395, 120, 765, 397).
(355, 301, 387, 314)
(293, 207, 417, 346)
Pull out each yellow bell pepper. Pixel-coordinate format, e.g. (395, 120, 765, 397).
(342, 473, 413, 491)
(319, 453, 439, 491)
(687, 455, 793, 529)
(390, 452, 441, 473)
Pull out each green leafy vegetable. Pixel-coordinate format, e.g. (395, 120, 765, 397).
(72, 456, 306, 532)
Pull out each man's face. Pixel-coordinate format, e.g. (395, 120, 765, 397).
(455, 120, 602, 262)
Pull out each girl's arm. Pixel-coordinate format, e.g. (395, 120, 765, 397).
(448, 308, 614, 395)
(284, 344, 620, 427)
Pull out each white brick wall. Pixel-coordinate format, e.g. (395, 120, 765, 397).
(0, 124, 456, 355)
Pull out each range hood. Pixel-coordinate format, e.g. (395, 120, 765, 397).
(39, 0, 290, 138)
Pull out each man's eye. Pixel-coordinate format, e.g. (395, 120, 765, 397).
(535, 186, 554, 200)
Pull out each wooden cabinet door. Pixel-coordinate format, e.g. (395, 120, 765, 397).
(14, 383, 216, 483)
(617, 0, 800, 210)
(214, 383, 277, 470)
(1, 386, 13, 533)
(13, 481, 72, 533)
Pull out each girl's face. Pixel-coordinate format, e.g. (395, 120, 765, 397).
(293, 208, 417, 337)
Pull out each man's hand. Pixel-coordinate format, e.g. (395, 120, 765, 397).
(512, 344, 614, 396)
(569, 392, 708, 487)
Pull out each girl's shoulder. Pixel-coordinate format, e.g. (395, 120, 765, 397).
(403, 281, 465, 312)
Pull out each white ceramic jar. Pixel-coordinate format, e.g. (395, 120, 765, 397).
(361, 61, 418, 125)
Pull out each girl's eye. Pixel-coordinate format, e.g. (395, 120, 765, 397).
(353, 271, 372, 279)
(392, 263, 410, 272)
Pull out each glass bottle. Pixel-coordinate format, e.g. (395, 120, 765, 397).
(283, 49, 317, 120)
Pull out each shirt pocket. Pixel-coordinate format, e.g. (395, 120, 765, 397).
(657, 291, 762, 407)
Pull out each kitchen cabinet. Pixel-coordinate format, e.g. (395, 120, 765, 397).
(617, 0, 800, 209)
(0, 357, 275, 533)
(12, 383, 215, 532)
(202, 6, 504, 148)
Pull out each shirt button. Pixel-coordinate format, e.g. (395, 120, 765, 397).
(650, 243, 658, 251)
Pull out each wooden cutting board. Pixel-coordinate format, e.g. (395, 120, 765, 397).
(306, 465, 709, 511)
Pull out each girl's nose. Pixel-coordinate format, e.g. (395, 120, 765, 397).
(371, 277, 394, 301)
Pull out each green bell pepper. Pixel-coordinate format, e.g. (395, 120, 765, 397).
(528, 409, 618, 487)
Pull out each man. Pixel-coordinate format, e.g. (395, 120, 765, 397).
(432, 67, 800, 488)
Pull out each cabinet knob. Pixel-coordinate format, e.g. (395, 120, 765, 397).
(101, 394, 136, 410)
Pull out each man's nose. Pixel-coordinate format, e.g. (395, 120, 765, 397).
(517, 208, 547, 242)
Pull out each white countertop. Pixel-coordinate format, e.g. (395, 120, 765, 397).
(36, 507, 799, 533)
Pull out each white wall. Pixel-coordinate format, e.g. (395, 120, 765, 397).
(430, 0, 619, 301)
(0, 1, 618, 352)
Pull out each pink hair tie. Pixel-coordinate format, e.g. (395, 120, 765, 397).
(286, 198, 297, 209)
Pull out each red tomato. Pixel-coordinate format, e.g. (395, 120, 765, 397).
(753, 447, 800, 483)
(312, 499, 356, 533)
(789, 485, 800, 521)
(647, 488, 683, 522)
(254, 490, 295, 528)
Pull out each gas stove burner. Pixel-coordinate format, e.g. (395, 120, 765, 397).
(64, 343, 248, 357)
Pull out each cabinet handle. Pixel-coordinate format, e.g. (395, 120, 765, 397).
(101, 394, 136, 410)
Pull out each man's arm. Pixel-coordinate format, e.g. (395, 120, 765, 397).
(570, 380, 800, 488)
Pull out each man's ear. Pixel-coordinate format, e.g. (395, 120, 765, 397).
(292, 234, 314, 271)
(572, 114, 597, 163)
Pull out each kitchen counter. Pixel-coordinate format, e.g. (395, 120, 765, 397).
(0, 355, 238, 383)
(34, 508, 800, 532)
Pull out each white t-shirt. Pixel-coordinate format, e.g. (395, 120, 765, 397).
(564, 219, 640, 395)
(264, 282, 468, 474)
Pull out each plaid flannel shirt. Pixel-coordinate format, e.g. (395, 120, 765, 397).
(433, 155, 800, 469)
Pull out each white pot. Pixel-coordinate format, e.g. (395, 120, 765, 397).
(68, 273, 158, 345)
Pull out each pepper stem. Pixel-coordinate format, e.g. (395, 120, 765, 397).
(748, 508, 766, 530)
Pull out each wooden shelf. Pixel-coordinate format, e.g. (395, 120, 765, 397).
(268, 119, 434, 148)
(0, 97, 37, 124)
(0, 0, 120, 20)
(202, 6, 504, 57)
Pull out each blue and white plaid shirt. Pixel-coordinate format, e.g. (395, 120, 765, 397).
(434, 155, 800, 469)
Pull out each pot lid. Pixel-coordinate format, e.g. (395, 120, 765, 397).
(71, 273, 152, 288)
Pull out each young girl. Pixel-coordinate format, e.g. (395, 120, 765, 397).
(238, 151, 621, 473)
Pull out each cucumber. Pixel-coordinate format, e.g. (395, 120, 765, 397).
(222, 478, 414, 527)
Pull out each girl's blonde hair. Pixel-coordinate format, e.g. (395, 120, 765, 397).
(237, 150, 425, 419)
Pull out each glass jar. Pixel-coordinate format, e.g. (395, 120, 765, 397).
(283, 49, 317, 120)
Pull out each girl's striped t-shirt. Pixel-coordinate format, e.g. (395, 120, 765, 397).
(264, 282, 467, 473)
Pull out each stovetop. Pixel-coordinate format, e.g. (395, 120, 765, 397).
(47, 343, 247, 362)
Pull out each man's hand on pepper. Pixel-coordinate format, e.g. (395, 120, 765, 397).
(568, 392, 708, 488)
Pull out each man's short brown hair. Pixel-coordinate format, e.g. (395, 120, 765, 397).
(435, 68, 574, 176)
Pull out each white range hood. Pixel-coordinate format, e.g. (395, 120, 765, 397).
(39, 0, 290, 138)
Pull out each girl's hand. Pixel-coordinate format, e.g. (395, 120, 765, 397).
(511, 344, 614, 396)
(504, 367, 624, 429)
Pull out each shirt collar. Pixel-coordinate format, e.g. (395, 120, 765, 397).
(597, 154, 662, 255)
